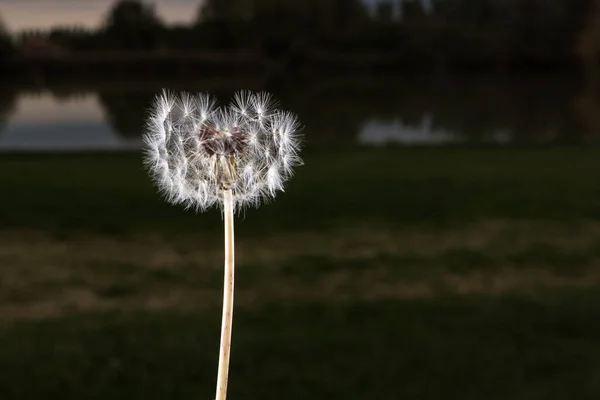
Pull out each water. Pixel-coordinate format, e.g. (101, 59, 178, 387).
(0, 93, 140, 151)
(0, 75, 596, 151)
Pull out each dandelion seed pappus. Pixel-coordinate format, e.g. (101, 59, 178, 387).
(143, 90, 303, 212)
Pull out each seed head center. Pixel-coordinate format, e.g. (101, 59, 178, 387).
(199, 124, 249, 189)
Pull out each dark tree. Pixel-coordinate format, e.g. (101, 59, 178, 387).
(194, 0, 255, 49)
(196, 0, 369, 52)
(198, 0, 255, 22)
(0, 16, 15, 59)
(102, 0, 165, 50)
(48, 27, 100, 51)
(0, 16, 16, 133)
(578, 0, 600, 72)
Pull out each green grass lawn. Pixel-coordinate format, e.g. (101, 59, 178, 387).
(0, 147, 599, 399)
(1, 147, 599, 234)
(3, 293, 600, 400)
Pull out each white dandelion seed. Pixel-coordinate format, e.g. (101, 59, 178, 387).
(142, 89, 303, 400)
(143, 89, 302, 213)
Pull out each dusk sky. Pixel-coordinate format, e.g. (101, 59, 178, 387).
(0, 1, 436, 32)
(0, 0, 202, 32)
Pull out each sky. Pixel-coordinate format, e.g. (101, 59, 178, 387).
(0, 0, 202, 32)
(0, 0, 436, 33)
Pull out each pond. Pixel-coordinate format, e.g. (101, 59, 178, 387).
(0, 74, 596, 151)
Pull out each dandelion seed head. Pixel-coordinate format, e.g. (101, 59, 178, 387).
(143, 89, 303, 212)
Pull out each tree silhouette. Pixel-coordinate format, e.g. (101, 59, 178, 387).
(578, 0, 600, 75)
(576, 0, 600, 140)
(102, 0, 165, 50)
(196, 0, 369, 52)
(0, 0, 592, 73)
(198, 0, 255, 22)
(0, 15, 17, 133)
(48, 26, 100, 51)
(0, 14, 15, 59)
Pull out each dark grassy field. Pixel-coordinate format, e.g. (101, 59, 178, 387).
(0, 147, 600, 399)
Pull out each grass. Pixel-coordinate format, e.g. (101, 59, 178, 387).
(2, 294, 600, 400)
(0, 147, 599, 235)
(0, 222, 599, 322)
(1, 147, 600, 399)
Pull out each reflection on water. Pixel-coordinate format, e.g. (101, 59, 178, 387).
(359, 114, 515, 146)
(358, 113, 513, 145)
(359, 114, 457, 145)
(0, 93, 140, 151)
(0, 76, 597, 151)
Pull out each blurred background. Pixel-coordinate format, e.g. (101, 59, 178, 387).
(1, 0, 600, 399)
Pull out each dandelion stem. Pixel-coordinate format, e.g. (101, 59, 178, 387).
(216, 189, 235, 400)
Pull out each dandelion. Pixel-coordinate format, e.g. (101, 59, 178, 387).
(143, 89, 303, 400)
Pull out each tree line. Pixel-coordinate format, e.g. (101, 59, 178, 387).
(0, 0, 599, 72)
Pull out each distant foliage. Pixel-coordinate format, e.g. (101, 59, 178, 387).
(196, 0, 370, 52)
(576, 0, 600, 137)
(1, 0, 597, 72)
(102, 0, 164, 50)
(0, 16, 15, 59)
(48, 27, 101, 51)
(421, 0, 574, 67)
(577, 0, 600, 72)
(194, 0, 591, 68)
